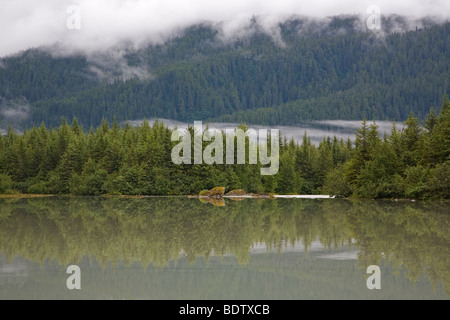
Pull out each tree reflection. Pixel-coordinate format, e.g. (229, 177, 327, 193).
(0, 197, 448, 295)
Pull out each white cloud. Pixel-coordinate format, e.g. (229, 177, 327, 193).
(83, 48, 154, 82)
(1, 102, 30, 121)
(1, 0, 449, 57)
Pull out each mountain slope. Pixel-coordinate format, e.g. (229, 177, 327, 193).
(0, 16, 449, 129)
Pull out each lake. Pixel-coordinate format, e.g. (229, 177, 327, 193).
(0, 196, 448, 300)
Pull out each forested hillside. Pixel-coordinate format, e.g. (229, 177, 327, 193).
(0, 16, 449, 130)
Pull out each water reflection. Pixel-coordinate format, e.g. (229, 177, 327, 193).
(0, 197, 448, 299)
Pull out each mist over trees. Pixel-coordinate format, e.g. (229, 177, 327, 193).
(0, 17, 449, 130)
(0, 16, 448, 199)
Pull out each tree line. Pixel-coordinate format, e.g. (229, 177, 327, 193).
(0, 97, 448, 199)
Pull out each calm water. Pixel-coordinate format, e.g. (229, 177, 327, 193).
(0, 197, 448, 300)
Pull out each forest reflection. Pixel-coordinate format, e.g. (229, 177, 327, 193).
(0, 197, 448, 295)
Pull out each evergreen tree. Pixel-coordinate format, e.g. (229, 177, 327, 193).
(401, 112, 423, 167)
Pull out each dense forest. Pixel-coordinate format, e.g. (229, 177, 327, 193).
(0, 16, 449, 130)
(0, 97, 448, 199)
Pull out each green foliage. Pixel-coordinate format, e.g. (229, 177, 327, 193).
(428, 95, 450, 165)
(276, 143, 302, 194)
(103, 174, 133, 195)
(0, 174, 12, 193)
(357, 140, 402, 198)
(0, 97, 449, 199)
(427, 161, 450, 199)
(27, 181, 49, 194)
(322, 165, 351, 197)
(70, 170, 107, 196)
(401, 165, 432, 199)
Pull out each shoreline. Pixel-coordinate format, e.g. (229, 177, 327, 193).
(0, 193, 445, 202)
(0, 193, 334, 199)
(0, 194, 56, 199)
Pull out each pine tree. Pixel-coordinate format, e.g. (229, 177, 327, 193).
(344, 118, 369, 194)
(429, 95, 450, 165)
(401, 112, 423, 167)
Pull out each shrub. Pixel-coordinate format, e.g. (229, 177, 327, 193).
(0, 174, 13, 194)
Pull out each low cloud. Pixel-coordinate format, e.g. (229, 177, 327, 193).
(129, 118, 403, 146)
(0, 98, 31, 121)
(82, 48, 153, 82)
(1, 0, 449, 58)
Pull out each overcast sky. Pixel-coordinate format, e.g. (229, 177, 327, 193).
(0, 0, 449, 57)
